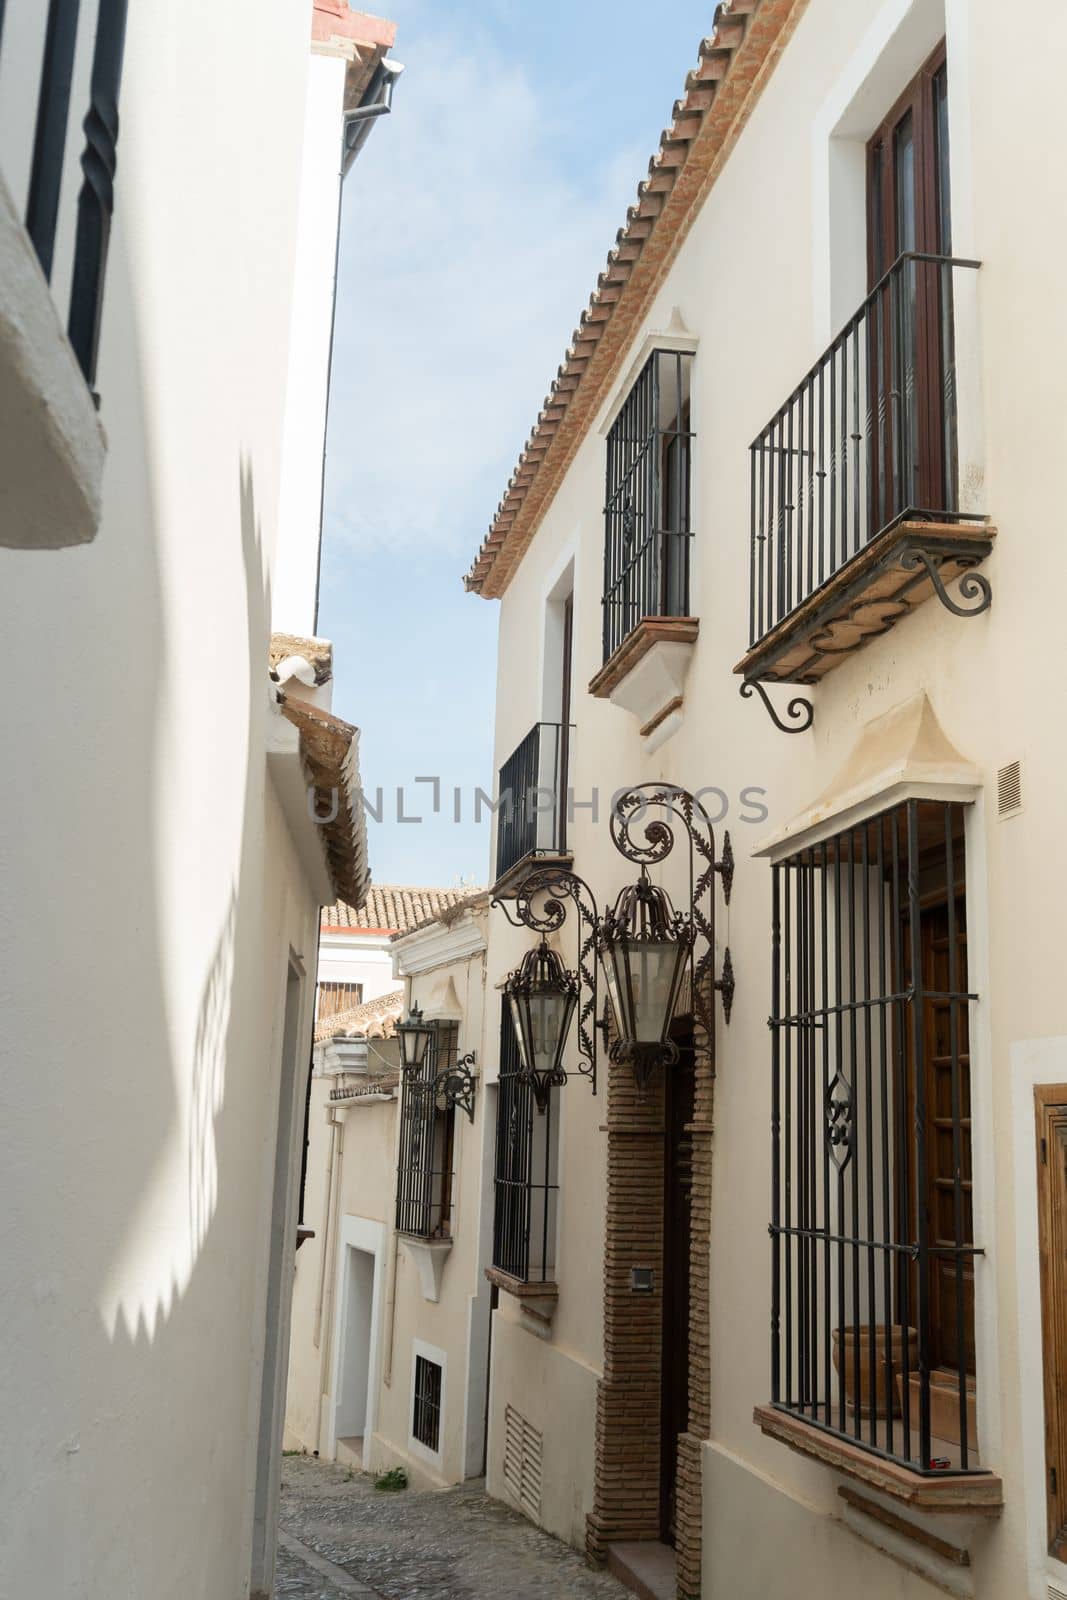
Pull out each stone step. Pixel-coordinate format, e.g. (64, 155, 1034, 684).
(606, 1541, 677, 1600)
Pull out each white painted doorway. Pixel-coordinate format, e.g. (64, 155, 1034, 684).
(337, 1245, 375, 1454)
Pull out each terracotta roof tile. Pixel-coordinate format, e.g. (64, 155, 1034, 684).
(464, 0, 805, 599)
(314, 987, 404, 1043)
(322, 884, 480, 934)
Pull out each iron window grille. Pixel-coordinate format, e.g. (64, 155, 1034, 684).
(395, 1023, 459, 1240)
(492, 1005, 559, 1284)
(748, 252, 983, 649)
(603, 349, 694, 664)
(495, 721, 572, 881)
(316, 980, 364, 1020)
(412, 1354, 442, 1453)
(9, 0, 131, 393)
(769, 798, 984, 1475)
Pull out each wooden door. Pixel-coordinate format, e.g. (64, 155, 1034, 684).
(1036, 1089, 1067, 1560)
(660, 1030, 694, 1544)
(866, 43, 952, 521)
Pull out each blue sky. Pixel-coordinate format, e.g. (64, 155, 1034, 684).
(318, 0, 715, 889)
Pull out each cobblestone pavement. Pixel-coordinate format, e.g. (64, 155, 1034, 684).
(277, 1455, 632, 1600)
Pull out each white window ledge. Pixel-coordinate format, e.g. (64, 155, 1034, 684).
(0, 172, 106, 550)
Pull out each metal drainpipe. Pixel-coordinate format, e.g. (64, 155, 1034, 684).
(311, 56, 403, 634)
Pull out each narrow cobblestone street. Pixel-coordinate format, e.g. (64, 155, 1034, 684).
(277, 1456, 631, 1600)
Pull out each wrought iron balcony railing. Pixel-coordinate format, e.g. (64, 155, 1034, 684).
(1, 0, 130, 393)
(495, 721, 571, 884)
(748, 253, 984, 653)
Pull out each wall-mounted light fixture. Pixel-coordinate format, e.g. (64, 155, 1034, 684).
(493, 785, 734, 1100)
(396, 1005, 477, 1123)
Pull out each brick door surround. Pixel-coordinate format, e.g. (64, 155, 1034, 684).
(586, 999, 714, 1599)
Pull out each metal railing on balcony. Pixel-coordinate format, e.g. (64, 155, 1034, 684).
(495, 721, 571, 882)
(748, 253, 982, 649)
(1, 0, 130, 393)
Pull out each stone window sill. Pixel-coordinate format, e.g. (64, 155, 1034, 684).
(587, 617, 699, 753)
(485, 1266, 559, 1336)
(753, 1404, 1003, 1514)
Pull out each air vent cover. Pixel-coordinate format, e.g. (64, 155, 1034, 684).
(503, 1404, 543, 1522)
(1047, 1581, 1067, 1600)
(998, 760, 1022, 818)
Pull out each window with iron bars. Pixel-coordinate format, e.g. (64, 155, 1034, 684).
(769, 799, 984, 1476)
(492, 1005, 559, 1284)
(412, 1354, 442, 1454)
(395, 1023, 459, 1240)
(603, 348, 694, 664)
(316, 980, 364, 1020)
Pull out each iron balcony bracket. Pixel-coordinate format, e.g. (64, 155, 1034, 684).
(899, 548, 992, 618)
(740, 678, 815, 734)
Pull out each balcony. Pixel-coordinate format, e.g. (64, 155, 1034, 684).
(493, 721, 571, 895)
(736, 254, 995, 698)
(0, 1, 128, 549)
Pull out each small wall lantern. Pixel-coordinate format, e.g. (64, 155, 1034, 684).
(503, 937, 579, 1113)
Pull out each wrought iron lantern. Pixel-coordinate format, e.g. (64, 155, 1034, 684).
(396, 1004, 435, 1075)
(503, 937, 579, 1113)
(598, 870, 694, 1093)
(494, 785, 735, 1097)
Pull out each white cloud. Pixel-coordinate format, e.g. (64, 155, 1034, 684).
(324, 9, 646, 561)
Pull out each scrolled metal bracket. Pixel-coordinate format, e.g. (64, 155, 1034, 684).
(740, 678, 814, 734)
(434, 1053, 477, 1124)
(900, 548, 992, 617)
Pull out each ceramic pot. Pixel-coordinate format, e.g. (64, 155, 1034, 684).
(831, 1325, 919, 1418)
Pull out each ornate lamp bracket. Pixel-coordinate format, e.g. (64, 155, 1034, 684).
(434, 1053, 477, 1124)
(740, 678, 814, 734)
(609, 785, 736, 1052)
(900, 548, 992, 617)
(493, 869, 599, 1095)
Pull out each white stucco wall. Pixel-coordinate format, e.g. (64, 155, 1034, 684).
(0, 3, 350, 1595)
(477, 0, 1067, 1594)
(318, 928, 402, 1004)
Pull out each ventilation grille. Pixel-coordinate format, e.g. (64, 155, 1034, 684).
(1047, 1582, 1067, 1600)
(503, 1405, 543, 1522)
(998, 760, 1022, 818)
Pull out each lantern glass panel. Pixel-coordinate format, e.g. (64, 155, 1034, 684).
(629, 939, 684, 1041)
(399, 1013, 434, 1072)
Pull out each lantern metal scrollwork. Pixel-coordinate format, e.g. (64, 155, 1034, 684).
(396, 1005, 477, 1123)
(493, 785, 734, 1098)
